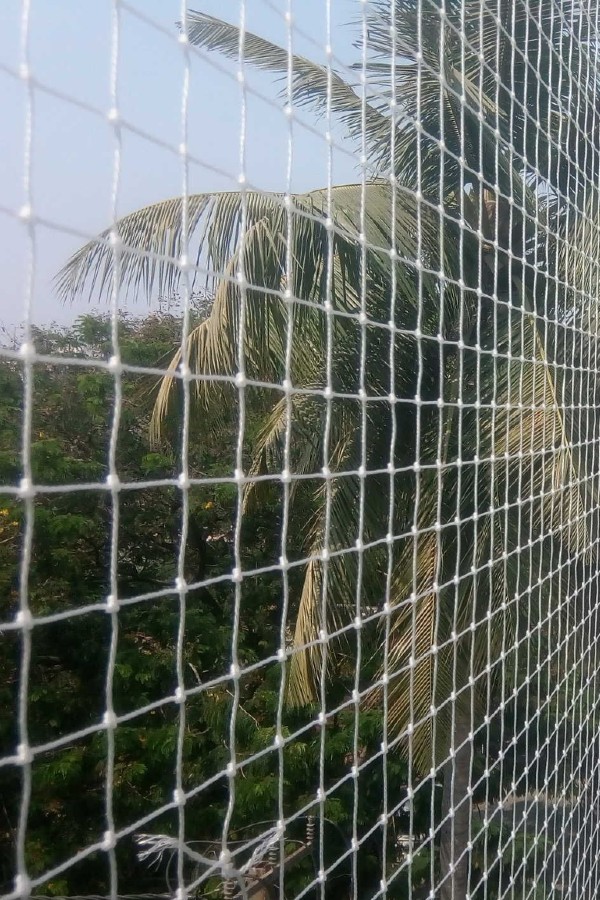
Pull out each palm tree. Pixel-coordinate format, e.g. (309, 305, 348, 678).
(59, 2, 598, 896)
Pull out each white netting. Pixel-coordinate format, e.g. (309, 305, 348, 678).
(1, 0, 600, 898)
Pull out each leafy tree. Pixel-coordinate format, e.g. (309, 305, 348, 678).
(58, 2, 598, 897)
(1, 314, 427, 899)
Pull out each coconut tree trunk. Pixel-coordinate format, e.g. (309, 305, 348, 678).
(439, 711, 473, 900)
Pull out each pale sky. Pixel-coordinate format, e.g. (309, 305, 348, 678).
(0, 0, 359, 328)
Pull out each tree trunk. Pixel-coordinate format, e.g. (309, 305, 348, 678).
(439, 711, 473, 900)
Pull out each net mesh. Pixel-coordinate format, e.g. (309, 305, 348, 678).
(1, 0, 600, 898)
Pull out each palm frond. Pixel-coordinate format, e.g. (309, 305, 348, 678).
(286, 555, 324, 709)
(137, 181, 452, 437)
(242, 392, 358, 513)
(187, 11, 391, 158)
(287, 464, 403, 707)
(57, 181, 442, 311)
(57, 192, 286, 304)
(496, 291, 591, 558)
(383, 526, 449, 772)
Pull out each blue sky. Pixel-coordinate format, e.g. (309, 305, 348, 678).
(0, 0, 359, 327)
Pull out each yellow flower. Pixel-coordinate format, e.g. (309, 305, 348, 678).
(0, 509, 9, 517)
(203, 501, 214, 510)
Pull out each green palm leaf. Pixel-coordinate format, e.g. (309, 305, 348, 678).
(187, 10, 392, 159)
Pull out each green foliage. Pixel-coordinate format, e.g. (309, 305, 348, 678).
(470, 818, 549, 899)
(0, 314, 416, 899)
